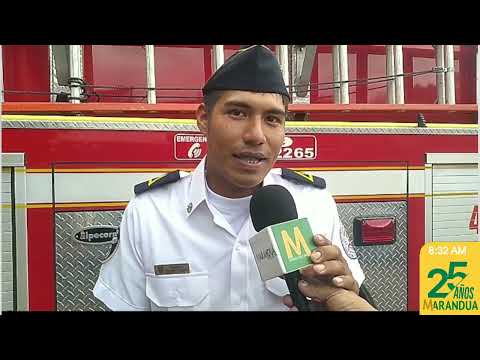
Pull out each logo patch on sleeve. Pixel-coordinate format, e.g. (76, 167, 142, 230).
(340, 224, 357, 260)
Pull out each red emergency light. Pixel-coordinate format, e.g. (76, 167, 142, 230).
(353, 217, 396, 246)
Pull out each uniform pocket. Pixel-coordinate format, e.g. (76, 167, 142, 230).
(145, 272, 209, 311)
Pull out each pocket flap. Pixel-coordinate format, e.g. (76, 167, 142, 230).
(146, 273, 209, 307)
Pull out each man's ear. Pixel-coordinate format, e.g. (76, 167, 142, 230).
(196, 103, 208, 135)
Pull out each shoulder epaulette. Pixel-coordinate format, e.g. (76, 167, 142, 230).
(134, 171, 181, 195)
(281, 168, 326, 189)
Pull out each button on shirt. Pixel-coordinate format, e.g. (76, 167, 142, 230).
(93, 157, 365, 311)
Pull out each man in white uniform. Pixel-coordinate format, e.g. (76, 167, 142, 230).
(93, 45, 375, 311)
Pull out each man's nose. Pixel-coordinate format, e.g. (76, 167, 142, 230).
(242, 116, 266, 145)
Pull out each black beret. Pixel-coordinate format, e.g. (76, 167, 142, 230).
(202, 45, 290, 100)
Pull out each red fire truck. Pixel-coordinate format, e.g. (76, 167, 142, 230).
(1, 45, 478, 312)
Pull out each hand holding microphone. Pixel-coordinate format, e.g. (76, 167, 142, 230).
(249, 185, 374, 311)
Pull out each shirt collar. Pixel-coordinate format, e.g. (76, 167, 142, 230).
(186, 156, 208, 217)
(263, 166, 281, 187)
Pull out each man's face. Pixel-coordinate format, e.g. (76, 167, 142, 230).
(197, 90, 286, 198)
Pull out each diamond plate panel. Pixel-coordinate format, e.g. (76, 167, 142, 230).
(285, 126, 477, 135)
(58, 204, 407, 311)
(337, 201, 408, 311)
(55, 211, 124, 311)
(4, 120, 200, 132)
(3, 119, 477, 135)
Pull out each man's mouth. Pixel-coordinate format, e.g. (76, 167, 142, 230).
(233, 152, 268, 166)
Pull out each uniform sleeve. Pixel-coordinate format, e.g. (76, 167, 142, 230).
(93, 199, 150, 311)
(326, 193, 366, 287)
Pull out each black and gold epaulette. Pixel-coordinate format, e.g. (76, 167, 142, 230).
(281, 168, 326, 189)
(134, 171, 181, 195)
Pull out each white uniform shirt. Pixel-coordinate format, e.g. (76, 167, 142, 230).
(93, 157, 365, 311)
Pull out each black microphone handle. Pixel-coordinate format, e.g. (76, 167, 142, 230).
(284, 271, 310, 311)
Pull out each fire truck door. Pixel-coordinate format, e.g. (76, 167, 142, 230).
(425, 153, 479, 243)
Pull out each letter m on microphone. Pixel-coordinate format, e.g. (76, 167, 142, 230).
(249, 218, 316, 281)
(272, 219, 316, 273)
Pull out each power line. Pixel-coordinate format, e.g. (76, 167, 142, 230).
(2, 68, 439, 100)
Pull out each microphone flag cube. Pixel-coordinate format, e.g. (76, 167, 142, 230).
(249, 218, 316, 281)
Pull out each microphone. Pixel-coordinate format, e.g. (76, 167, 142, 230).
(249, 185, 314, 311)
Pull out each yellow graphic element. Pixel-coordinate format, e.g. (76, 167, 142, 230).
(147, 175, 166, 187)
(335, 194, 423, 200)
(281, 227, 312, 260)
(427, 192, 478, 198)
(420, 242, 480, 315)
(15, 202, 129, 209)
(293, 170, 314, 183)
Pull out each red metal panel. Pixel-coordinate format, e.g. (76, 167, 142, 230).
(154, 46, 205, 103)
(309, 45, 477, 105)
(312, 46, 334, 103)
(3, 45, 476, 105)
(367, 53, 388, 103)
(356, 48, 368, 104)
(2, 45, 50, 102)
(2, 129, 477, 169)
(403, 51, 414, 104)
(83, 45, 93, 88)
(27, 208, 55, 311)
(458, 45, 477, 104)
(410, 56, 436, 104)
(2, 129, 179, 168)
(86, 45, 147, 103)
(82, 45, 211, 103)
(204, 46, 213, 81)
(3, 103, 477, 123)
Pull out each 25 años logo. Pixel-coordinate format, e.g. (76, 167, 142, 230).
(420, 243, 480, 315)
(428, 261, 467, 298)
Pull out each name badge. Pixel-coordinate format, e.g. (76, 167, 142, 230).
(154, 263, 190, 275)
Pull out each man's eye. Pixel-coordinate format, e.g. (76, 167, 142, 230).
(228, 109, 246, 118)
(266, 116, 282, 125)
